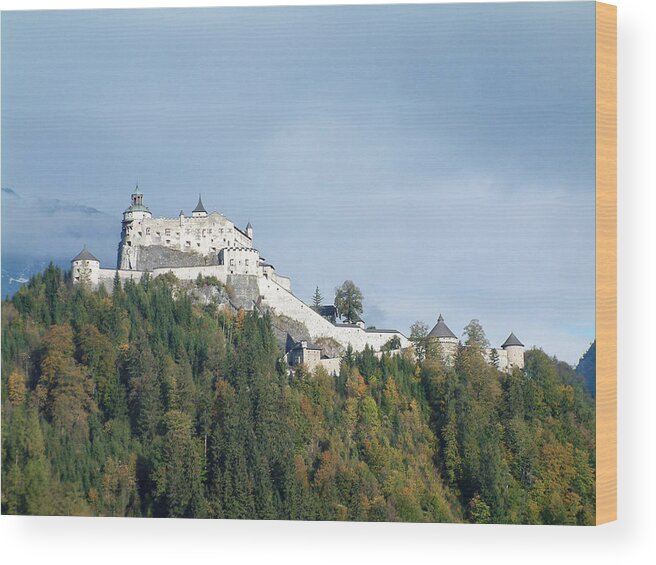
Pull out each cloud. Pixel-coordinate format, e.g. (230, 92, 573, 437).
(1, 190, 116, 266)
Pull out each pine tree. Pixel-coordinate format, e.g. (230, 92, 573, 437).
(311, 286, 323, 310)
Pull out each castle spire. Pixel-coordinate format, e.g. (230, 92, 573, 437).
(192, 194, 208, 217)
(428, 313, 457, 339)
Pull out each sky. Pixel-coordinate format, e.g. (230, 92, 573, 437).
(1, 3, 596, 364)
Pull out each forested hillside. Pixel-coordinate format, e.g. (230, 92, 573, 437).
(1, 265, 595, 524)
(576, 341, 596, 398)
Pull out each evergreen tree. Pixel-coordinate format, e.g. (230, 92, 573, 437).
(311, 286, 323, 310)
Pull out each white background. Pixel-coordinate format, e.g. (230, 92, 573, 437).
(0, 0, 653, 563)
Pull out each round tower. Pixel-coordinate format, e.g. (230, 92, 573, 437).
(501, 332, 525, 369)
(427, 314, 459, 360)
(71, 246, 100, 287)
(122, 184, 152, 222)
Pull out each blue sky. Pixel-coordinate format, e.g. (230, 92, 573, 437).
(1, 3, 596, 364)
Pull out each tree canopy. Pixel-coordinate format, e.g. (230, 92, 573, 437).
(334, 280, 364, 324)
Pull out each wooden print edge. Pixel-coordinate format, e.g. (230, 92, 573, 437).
(595, 1, 617, 526)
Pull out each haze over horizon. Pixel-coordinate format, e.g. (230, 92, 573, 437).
(1, 3, 596, 364)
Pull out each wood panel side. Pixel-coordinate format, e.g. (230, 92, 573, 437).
(595, 1, 617, 526)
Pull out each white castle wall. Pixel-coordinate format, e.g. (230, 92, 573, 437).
(482, 347, 510, 371)
(72, 259, 100, 287)
(317, 357, 341, 376)
(98, 268, 146, 289)
(152, 265, 228, 281)
(220, 247, 260, 276)
(256, 276, 409, 353)
(434, 340, 522, 372)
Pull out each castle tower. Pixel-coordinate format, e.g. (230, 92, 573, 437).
(122, 184, 152, 222)
(192, 194, 208, 218)
(71, 245, 100, 287)
(501, 332, 525, 369)
(427, 314, 459, 361)
(246, 221, 253, 240)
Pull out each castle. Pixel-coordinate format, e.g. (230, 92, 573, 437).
(72, 187, 524, 372)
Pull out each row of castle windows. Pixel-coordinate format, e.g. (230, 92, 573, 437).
(137, 227, 233, 237)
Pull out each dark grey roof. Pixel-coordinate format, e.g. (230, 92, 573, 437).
(72, 246, 99, 262)
(501, 332, 524, 348)
(246, 221, 253, 230)
(428, 314, 457, 339)
(193, 194, 207, 213)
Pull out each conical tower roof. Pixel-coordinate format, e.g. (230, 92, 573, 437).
(193, 194, 207, 214)
(428, 314, 457, 339)
(72, 245, 99, 263)
(501, 332, 524, 348)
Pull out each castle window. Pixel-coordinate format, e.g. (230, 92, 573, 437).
(208, 229, 212, 234)
(156, 231, 160, 237)
(197, 243, 201, 247)
(166, 240, 170, 245)
(138, 232, 142, 236)
(229, 259, 235, 267)
(146, 228, 151, 235)
(185, 241, 191, 247)
(202, 229, 206, 236)
(165, 229, 171, 236)
(245, 259, 249, 266)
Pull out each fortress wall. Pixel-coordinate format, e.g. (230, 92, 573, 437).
(97, 268, 145, 290)
(317, 357, 341, 376)
(151, 265, 228, 283)
(257, 276, 409, 352)
(374, 349, 404, 360)
(270, 271, 292, 291)
(130, 245, 217, 271)
(97, 266, 230, 291)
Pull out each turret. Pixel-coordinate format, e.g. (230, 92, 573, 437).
(501, 332, 525, 369)
(122, 184, 152, 222)
(192, 194, 208, 218)
(71, 246, 100, 287)
(246, 221, 253, 239)
(427, 314, 459, 360)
